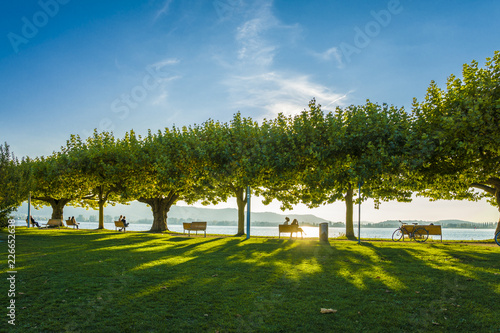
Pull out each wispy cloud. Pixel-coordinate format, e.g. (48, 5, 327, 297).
(153, 0, 173, 23)
(150, 58, 180, 68)
(218, 0, 348, 118)
(310, 47, 344, 68)
(235, 2, 279, 67)
(225, 72, 349, 118)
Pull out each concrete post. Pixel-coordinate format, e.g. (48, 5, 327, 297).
(319, 223, 329, 242)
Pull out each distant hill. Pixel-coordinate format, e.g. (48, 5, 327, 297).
(14, 201, 331, 225)
(365, 219, 496, 229)
(14, 202, 495, 228)
(170, 206, 331, 224)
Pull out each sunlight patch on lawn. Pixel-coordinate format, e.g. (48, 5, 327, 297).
(271, 258, 323, 281)
(129, 276, 190, 299)
(131, 256, 196, 271)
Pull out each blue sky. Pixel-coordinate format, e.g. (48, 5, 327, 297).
(2, 0, 500, 223)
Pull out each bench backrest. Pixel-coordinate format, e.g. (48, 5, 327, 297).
(190, 222, 207, 230)
(47, 219, 63, 226)
(114, 221, 125, 227)
(279, 224, 299, 232)
(66, 219, 76, 226)
(424, 225, 442, 235)
(402, 224, 441, 235)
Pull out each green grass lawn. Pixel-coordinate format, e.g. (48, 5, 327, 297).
(1, 228, 499, 332)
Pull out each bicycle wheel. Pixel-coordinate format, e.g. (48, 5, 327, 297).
(392, 229, 403, 242)
(413, 228, 429, 242)
(495, 230, 500, 246)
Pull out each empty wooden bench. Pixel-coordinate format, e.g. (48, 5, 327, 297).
(423, 225, 443, 242)
(183, 222, 207, 237)
(114, 220, 127, 232)
(278, 224, 303, 239)
(42, 219, 64, 229)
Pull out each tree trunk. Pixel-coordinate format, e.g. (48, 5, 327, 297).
(345, 185, 355, 238)
(235, 187, 247, 236)
(471, 178, 500, 236)
(32, 197, 70, 220)
(98, 187, 105, 229)
(150, 199, 170, 232)
(139, 192, 178, 232)
(495, 185, 500, 235)
(49, 199, 70, 220)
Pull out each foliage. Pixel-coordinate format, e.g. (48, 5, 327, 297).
(25, 150, 94, 220)
(123, 127, 209, 232)
(7, 52, 499, 232)
(260, 100, 412, 237)
(411, 51, 500, 231)
(62, 131, 129, 228)
(0, 143, 23, 228)
(194, 113, 266, 235)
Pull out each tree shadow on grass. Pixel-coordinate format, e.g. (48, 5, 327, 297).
(11, 229, 500, 332)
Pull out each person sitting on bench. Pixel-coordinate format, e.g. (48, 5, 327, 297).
(30, 216, 40, 228)
(71, 216, 79, 229)
(120, 216, 129, 231)
(291, 219, 304, 233)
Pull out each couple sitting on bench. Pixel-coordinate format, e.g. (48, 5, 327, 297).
(117, 215, 129, 231)
(280, 217, 304, 238)
(284, 217, 302, 229)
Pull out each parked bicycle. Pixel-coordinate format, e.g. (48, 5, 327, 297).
(495, 230, 500, 246)
(392, 221, 429, 242)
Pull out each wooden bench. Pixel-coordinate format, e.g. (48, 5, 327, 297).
(424, 225, 442, 242)
(42, 219, 64, 229)
(279, 224, 303, 239)
(114, 221, 127, 232)
(66, 219, 79, 229)
(402, 224, 442, 242)
(183, 222, 207, 237)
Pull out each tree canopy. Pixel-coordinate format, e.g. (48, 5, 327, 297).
(0, 143, 24, 228)
(259, 99, 412, 237)
(3, 51, 499, 235)
(410, 50, 500, 233)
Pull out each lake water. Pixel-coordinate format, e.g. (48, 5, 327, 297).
(15, 221, 496, 241)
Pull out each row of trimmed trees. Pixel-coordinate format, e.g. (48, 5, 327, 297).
(1, 52, 499, 235)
